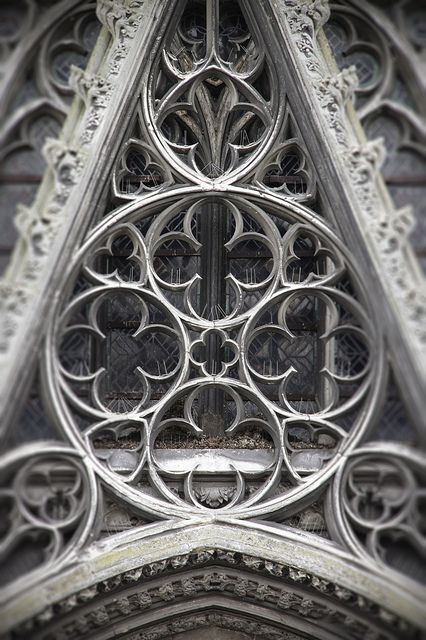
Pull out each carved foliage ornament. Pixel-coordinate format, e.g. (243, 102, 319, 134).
(18, 549, 415, 640)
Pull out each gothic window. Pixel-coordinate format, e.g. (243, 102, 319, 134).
(325, 1, 426, 273)
(0, 1, 425, 638)
(35, 0, 381, 519)
(0, 1, 99, 274)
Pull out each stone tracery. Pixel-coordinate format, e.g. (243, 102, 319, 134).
(0, 0, 425, 637)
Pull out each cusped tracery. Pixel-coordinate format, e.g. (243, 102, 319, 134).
(331, 446, 426, 585)
(1, 0, 425, 626)
(44, 190, 384, 517)
(149, 0, 280, 180)
(0, 446, 97, 589)
(147, 197, 279, 324)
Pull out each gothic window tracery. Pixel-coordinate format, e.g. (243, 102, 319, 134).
(36, 0, 384, 520)
(0, 1, 99, 273)
(0, 0, 425, 637)
(325, 0, 426, 273)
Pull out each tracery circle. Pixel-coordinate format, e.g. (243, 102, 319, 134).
(43, 187, 385, 519)
(329, 447, 426, 579)
(241, 286, 373, 420)
(55, 285, 187, 419)
(0, 446, 97, 588)
(146, 195, 281, 327)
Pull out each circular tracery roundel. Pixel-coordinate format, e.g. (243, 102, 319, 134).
(44, 188, 385, 518)
(147, 197, 280, 325)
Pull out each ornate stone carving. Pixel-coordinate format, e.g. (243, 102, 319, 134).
(1, 3, 425, 639)
(69, 68, 112, 107)
(284, 1, 330, 35)
(96, 0, 144, 43)
(345, 140, 386, 190)
(44, 186, 384, 519)
(112, 130, 174, 199)
(317, 67, 359, 143)
(283, 0, 330, 77)
(193, 485, 237, 508)
(392, 206, 415, 240)
(16, 548, 417, 639)
(69, 68, 114, 145)
(43, 139, 86, 198)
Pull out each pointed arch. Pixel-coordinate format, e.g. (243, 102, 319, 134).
(0, 0, 425, 637)
(3, 521, 425, 638)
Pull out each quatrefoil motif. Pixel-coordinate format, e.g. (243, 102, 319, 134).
(58, 288, 184, 417)
(148, 197, 278, 324)
(190, 328, 239, 377)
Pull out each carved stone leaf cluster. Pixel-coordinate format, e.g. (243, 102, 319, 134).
(17, 549, 414, 640)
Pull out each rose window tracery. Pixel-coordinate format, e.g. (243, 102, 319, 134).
(1, 0, 426, 634)
(45, 179, 383, 516)
(149, 0, 280, 180)
(36, 0, 387, 519)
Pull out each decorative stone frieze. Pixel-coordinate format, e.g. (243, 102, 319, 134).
(15, 548, 416, 639)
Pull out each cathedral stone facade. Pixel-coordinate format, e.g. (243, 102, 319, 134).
(0, 1, 425, 638)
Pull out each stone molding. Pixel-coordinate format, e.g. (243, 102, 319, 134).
(0, 0, 158, 440)
(4, 522, 423, 638)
